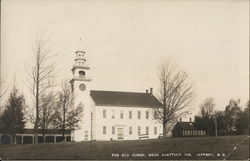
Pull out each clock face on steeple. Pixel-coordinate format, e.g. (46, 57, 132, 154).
(79, 83, 86, 91)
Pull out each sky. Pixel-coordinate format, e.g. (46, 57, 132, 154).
(1, 0, 249, 119)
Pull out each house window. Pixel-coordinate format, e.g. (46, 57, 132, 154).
(146, 127, 149, 135)
(112, 126, 115, 135)
(138, 111, 141, 119)
(103, 126, 106, 135)
(103, 110, 106, 118)
(112, 110, 115, 119)
(129, 127, 132, 135)
(146, 111, 149, 119)
(154, 111, 157, 119)
(138, 126, 141, 135)
(154, 127, 157, 135)
(129, 111, 132, 119)
(84, 131, 88, 140)
(120, 110, 124, 119)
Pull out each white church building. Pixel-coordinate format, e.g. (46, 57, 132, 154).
(69, 45, 163, 141)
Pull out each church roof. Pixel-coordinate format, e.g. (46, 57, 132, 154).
(90, 90, 162, 107)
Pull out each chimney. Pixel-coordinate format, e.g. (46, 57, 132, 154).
(146, 89, 149, 93)
(150, 88, 153, 95)
(180, 118, 182, 122)
(190, 118, 192, 122)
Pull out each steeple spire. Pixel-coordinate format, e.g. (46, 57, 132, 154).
(71, 36, 90, 81)
(76, 36, 84, 52)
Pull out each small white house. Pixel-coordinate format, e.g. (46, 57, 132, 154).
(70, 45, 162, 141)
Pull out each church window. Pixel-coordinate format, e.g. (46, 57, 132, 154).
(129, 111, 132, 119)
(120, 110, 124, 119)
(146, 111, 149, 119)
(138, 126, 141, 135)
(112, 126, 115, 134)
(112, 110, 115, 119)
(154, 127, 157, 135)
(138, 111, 141, 119)
(84, 131, 88, 140)
(154, 111, 157, 119)
(129, 127, 132, 135)
(103, 110, 106, 118)
(103, 126, 106, 135)
(146, 127, 149, 135)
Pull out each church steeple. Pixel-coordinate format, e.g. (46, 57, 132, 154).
(69, 37, 92, 142)
(70, 37, 91, 93)
(71, 37, 90, 80)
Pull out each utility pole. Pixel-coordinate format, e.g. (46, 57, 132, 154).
(215, 115, 218, 137)
(91, 112, 93, 140)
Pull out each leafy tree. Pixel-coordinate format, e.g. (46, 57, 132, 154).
(235, 101, 249, 135)
(214, 111, 227, 136)
(0, 88, 26, 144)
(52, 81, 83, 141)
(224, 99, 241, 135)
(194, 115, 215, 135)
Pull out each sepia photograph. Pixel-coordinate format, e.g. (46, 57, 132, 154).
(0, 0, 249, 160)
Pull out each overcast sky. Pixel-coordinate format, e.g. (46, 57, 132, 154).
(1, 0, 249, 119)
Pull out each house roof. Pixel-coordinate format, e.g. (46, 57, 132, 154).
(90, 90, 162, 107)
(175, 122, 196, 130)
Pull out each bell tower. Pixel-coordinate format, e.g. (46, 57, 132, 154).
(70, 37, 92, 141)
(70, 38, 91, 92)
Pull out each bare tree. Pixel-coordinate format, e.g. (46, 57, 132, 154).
(194, 98, 217, 136)
(200, 97, 216, 118)
(154, 59, 196, 137)
(0, 78, 8, 99)
(52, 81, 83, 142)
(0, 76, 9, 115)
(39, 92, 57, 142)
(26, 33, 55, 144)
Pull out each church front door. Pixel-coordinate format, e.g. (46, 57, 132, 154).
(117, 128, 124, 140)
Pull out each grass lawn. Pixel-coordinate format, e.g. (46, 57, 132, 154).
(0, 135, 249, 160)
